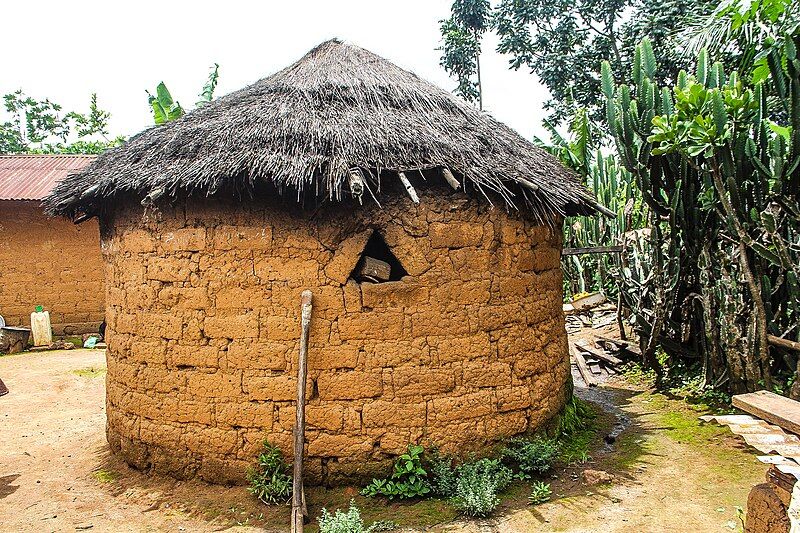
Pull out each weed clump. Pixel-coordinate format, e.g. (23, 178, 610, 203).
(528, 481, 552, 505)
(502, 437, 559, 478)
(428, 450, 458, 497)
(450, 458, 513, 517)
(318, 500, 399, 532)
(361, 444, 430, 499)
(318, 500, 364, 532)
(247, 441, 292, 505)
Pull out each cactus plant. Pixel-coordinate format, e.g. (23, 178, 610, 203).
(536, 108, 645, 299)
(603, 18, 800, 393)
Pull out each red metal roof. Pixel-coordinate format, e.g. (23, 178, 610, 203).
(0, 154, 95, 201)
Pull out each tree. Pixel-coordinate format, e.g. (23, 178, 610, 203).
(67, 93, 111, 139)
(498, 0, 720, 123)
(678, 0, 800, 74)
(438, 0, 715, 123)
(0, 91, 122, 155)
(146, 83, 185, 125)
(438, 0, 491, 108)
(0, 91, 69, 153)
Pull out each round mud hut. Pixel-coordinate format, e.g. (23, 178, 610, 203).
(46, 40, 599, 485)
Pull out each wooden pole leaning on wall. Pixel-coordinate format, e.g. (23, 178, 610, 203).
(291, 289, 313, 533)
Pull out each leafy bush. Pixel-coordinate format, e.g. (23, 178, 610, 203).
(450, 458, 513, 517)
(528, 481, 552, 505)
(246, 441, 292, 505)
(428, 450, 458, 497)
(501, 437, 559, 479)
(361, 444, 431, 499)
(318, 500, 364, 533)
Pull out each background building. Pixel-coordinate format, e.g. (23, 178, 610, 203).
(0, 155, 104, 335)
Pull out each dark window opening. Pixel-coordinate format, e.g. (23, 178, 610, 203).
(349, 231, 408, 283)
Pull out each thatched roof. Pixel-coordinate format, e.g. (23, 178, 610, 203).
(45, 39, 601, 223)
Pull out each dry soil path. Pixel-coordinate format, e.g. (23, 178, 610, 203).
(0, 349, 262, 532)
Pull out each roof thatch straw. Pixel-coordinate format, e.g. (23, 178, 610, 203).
(44, 39, 601, 224)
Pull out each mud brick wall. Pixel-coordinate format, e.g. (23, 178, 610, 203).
(0, 200, 104, 335)
(101, 189, 571, 485)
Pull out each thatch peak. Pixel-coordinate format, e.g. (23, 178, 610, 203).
(44, 39, 600, 223)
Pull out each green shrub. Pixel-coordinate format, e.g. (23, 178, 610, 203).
(361, 444, 431, 500)
(528, 481, 552, 505)
(318, 502, 399, 533)
(450, 458, 513, 517)
(428, 451, 458, 497)
(501, 437, 559, 479)
(246, 441, 292, 505)
(318, 500, 365, 533)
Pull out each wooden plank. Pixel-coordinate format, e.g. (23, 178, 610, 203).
(596, 335, 629, 348)
(769, 334, 800, 352)
(442, 167, 460, 190)
(574, 343, 623, 367)
(573, 348, 597, 387)
(621, 343, 642, 358)
(562, 245, 624, 256)
(733, 390, 800, 436)
(592, 314, 618, 329)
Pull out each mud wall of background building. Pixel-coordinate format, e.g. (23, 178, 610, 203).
(102, 190, 570, 485)
(0, 200, 104, 335)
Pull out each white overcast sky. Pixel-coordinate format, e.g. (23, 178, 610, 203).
(2, 0, 552, 142)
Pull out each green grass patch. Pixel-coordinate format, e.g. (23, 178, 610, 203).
(605, 430, 650, 471)
(643, 393, 732, 446)
(71, 366, 107, 378)
(93, 469, 117, 483)
(620, 362, 657, 387)
(64, 336, 84, 348)
(556, 396, 599, 465)
(559, 424, 595, 465)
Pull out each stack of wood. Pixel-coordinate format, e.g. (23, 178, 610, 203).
(596, 336, 642, 359)
(563, 293, 618, 333)
(571, 336, 640, 387)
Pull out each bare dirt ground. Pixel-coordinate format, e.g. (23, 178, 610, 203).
(0, 349, 263, 533)
(0, 347, 768, 532)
